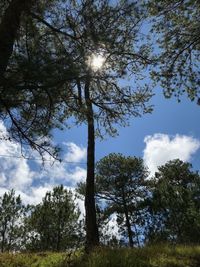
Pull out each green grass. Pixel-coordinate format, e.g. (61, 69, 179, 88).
(1, 245, 200, 267)
(0, 252, 65, 267)
(65, 245, 200, 267)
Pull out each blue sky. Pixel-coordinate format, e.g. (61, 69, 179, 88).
(55, 86, 200, 170)
(0, 1, 200, 207)
(0, 84, 199, 208)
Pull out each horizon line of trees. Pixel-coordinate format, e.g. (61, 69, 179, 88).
(0, 155, 200, 252)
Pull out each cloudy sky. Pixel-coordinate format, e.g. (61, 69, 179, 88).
(0, 87, 199, 207)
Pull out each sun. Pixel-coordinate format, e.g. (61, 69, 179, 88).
(88, 54, 105, 71)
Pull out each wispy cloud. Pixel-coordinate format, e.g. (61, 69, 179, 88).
(63, 142, 87, 162)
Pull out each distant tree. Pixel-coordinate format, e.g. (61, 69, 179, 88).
(0, 190, 25, 252)
(27, 185, 83, 251)
(147, 159, 200, 244)
(78, 153, 149, 247)
(146, 0, 200, 103)
(96, 154, 149, 247)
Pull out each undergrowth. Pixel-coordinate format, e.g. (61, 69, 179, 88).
(60, 245, 200, 267)
(0, 252, 65, 267)
(1, 245, 200, 267)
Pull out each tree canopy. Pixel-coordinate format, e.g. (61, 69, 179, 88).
(77, 153, 149, 247)
(147, 0, 200, 103)
(0, 190, 25, 252)
(147, 159, 200, 244)
(0, 0, 66, 157)
(26, 185, 82, 251)
(95, 153, 149, 247)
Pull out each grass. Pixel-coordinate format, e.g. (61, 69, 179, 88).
(64, 245, 200, 267)
(1, 245, 200, 267)
(0, 252, 65, 267)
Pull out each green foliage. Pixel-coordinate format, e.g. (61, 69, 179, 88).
(95, 153, 149, 199)
(146, 0, 200, 102)
(26, 185, 83, 251)
(2, 1, 153, 249)
(95, 153, 149, 246)
(77, 153, 149, 246)
(0, 190, 26, 252)
(32, 0, 152, 136)
(0, 0, 153, 157)
(147, 159, 200, 244)
(0, 0, 62, 157)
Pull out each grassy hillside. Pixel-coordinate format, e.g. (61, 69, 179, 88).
(1, 245, 200, 267)
(70, 245, 200, 267)
(0, 252, 65, 267)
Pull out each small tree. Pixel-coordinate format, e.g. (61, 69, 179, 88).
(147, 159, 200, 244)
(78, 153, 149, 247)
(0, 190, 25, 252)
(96, 154, 149, 247)
(27, 185, 82, 251)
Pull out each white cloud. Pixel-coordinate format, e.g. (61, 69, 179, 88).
(37, 160, 86, 187)
(0, 122, 34, 191)
(15, 185, 54, 205)
(36, 141, 87, 186)
(143, 133, 200, 176)
(75, 197, 85, 217)
(64, 142, 86, 162)
(0, 121, 87, 209)
(105, 213, 119, 237)
(67, 167, 86, 185)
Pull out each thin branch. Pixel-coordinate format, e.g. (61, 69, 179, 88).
(30, 12, 80, 41)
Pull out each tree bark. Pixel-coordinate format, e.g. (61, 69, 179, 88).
(133, 223, 140, 247)
(122, 191, 134, 247)
(84, 77, 99, 252)
(0, 0, 32, 79)
(1, 220, 7, 253)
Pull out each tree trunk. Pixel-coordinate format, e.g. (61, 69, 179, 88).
(84, 77, 99, 252)
(124, 207, 134, 247)
(0, 0, 32, 79)
(56, 205, 62, 251)
(1, 231, 5, 253)
(122, 191, 134, 247)
(1, 221, 7, 253)
(133, 223, 140, 247)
